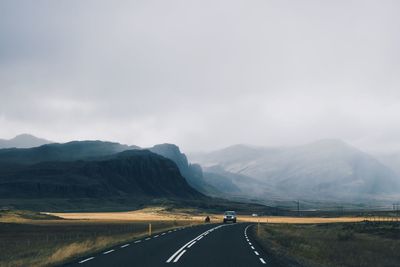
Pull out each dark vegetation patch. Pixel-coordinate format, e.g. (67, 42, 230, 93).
(254, 221, 400, 267)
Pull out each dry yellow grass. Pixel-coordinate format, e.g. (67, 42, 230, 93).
(239, 216, 366, 224)
(49, 207, 370, 224)
(49, 207, 220, 222)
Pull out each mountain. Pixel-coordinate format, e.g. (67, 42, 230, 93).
(148, 144, 218, 194)
(375, 152, 400, 176)
(0, 134, 52, 149)
(190, 140, 400, 203)
(0, 140, 137, 165)
(0, 149, 202, 199)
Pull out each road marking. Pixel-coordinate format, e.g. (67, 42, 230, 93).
(145, 238, 151, 241)
(154, 235, 159, 238)
(168, 231, 172, 233)
(245, 224, 268, 264)
(166, 224, 228, 263)
(187, 241, 196, 248)
(161, 233, 166, 235)
(173, 250, 187, 263)
(103, 249, 114, 255)
(79, 257, 94, 263)
(134, 240, 141, 243)
(121, 244, 130, 248)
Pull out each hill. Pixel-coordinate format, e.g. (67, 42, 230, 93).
(190, 140, 400, 204)
(148, 144, 220, 194)
(0, 140, 137, 165)
(0, 149, 202, 199)
(0, 134, 52, 149)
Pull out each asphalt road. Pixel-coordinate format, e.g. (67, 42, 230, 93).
(62, 223, 280, 267)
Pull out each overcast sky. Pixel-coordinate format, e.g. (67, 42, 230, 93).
(1, 0, 400, 152)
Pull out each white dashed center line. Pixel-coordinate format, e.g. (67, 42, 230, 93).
(103, 249, 114, 255)
(79, 257, 94, 264)
(245, 224, 267, 265)
(120, 244, 130, 248)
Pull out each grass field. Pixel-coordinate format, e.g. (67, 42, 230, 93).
(253, 221, 400, 267)
(2, 208, 398, 267)
(0, 210, 201, 267)
(50, 207, 373, 224)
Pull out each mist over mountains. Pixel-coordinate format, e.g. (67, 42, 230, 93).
(0, 134, 399, 210)
(0, 134, 52, 149)
(190, 140, 400, 206)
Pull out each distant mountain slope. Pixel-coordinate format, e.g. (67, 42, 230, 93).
(148, 144, 219, 194)
(0, 134, 52, 148)
(0, 140, 137, 165)
(0, 149, 203, 200)
(190, 140, 400, 202)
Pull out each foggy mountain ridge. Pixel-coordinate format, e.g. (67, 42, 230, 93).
(0, 137, 217, 197)
(0, 148, 203, 201)
(1, 135, 400, 205)
(0, 134, 52, 149)
(190, 139, 400, 203)
(148, 143, 221, 195)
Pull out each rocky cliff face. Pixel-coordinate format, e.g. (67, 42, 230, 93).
(148, 144, 218, 194)
(0, 143, 203, 200)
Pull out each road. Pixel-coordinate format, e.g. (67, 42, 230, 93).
(62, 223, 280, 267)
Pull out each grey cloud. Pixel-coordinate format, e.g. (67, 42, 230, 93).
(0, 0, 400, 152)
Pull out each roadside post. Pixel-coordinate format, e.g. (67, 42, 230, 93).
(149, 223, 152, 236)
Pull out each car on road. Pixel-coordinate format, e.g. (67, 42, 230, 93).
(223, 211, 237, 223)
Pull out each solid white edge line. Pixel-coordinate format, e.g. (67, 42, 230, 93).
(79, 257, 95, 263)
(187, 241, 196, 248)
(260, 258, 266, 264)
(166, 225, 224, 263)
(173, 250, 187, 263)
(103, 249, 114, 254)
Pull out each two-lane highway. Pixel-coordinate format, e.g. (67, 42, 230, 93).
(62, 223, 278, 267)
